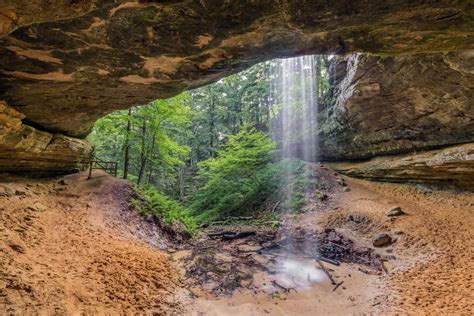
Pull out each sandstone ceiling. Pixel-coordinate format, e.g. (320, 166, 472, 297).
(0, 1, 473, 179)
(1, 0, 473, 137)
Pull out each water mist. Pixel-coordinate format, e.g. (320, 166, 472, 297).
(271, 55, 324, 288)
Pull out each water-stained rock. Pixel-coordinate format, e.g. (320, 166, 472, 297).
(0, 1, 472, 176)
(319, 52, 474, 160)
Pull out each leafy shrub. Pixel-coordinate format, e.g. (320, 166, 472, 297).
(188, 129, 320, 224)
(132, 186, 197, 233)
(189, 129, 277, 223)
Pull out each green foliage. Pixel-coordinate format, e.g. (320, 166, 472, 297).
(88, 92, 192, 193)
(189, 129, 277, 223)
(88, 56, 332, 229)
(188, 129, 320, 224)
(131, 186, 197, 233)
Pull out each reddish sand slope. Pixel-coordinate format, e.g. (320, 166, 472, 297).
(0, 170, 184, 314)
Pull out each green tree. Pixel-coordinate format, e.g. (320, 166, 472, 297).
(189, 129, 278, 223)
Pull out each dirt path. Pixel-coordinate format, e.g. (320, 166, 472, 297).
(0, 171, 185, 314)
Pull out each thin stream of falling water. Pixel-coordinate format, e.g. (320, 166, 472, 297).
(272, 55, 323, 288)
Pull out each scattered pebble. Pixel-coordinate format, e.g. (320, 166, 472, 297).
(58, 179, 67, 186)
(15, 189, 27, 196)
(29, 202, 48, 212)
(386, 206, 405, 217)
(9, 243, 26, 254)
(343, 187, 350, 192)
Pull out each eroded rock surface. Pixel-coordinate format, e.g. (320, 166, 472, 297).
(0, 101, 93, 173)
(319, 52, 474, 160)
(329, 143, 474, 188)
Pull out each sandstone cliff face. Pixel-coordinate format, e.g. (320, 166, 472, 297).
(330, 143, 474, 189)
(0, 101, 93, 173)
(319, 52, 474, 160)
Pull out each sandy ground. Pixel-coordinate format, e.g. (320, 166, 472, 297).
(185, 167, 474, 315)
(0, 170, 185, 314)
(1, 168, 473, 315)
(326, 176, 474, 315)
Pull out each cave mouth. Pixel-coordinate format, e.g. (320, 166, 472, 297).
(1, 1, 473, 314)
(87, 54, 333, 183)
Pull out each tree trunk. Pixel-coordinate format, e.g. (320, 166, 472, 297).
(209, 87, 216, 157)
(137, 118, 147, 185)
(146, 129, 158, 185)
(123, 108, 132, 179)
(178, 166, 184, 199)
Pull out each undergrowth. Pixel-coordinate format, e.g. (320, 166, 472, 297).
(131, 186, 198, 233)
(188, 129, 322, 225)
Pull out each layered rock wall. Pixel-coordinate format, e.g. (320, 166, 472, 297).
(330, 143, 474, 188)
(319, 52, 474, 160)
(0, 101, 93, 173)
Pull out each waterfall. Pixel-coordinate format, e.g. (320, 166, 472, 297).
(272, 55, 319, 213)
(276, 55, 318, 162)
(271, 55, 324, 287)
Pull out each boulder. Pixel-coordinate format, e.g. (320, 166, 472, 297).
(372, 232, 392, 247)
(386, 207, 406, 217)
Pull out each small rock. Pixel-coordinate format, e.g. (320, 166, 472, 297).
(0, 185, 15, 197)
(317, 191, 328, 200)
(372, 232, 392, 247)
(30, 202, 48, 212)
(57, 179, 67, 186)
(15, 189, 27, 196)
(336, 178, 347, 187)
(386, 206, 405, 217)
(145, 215, 155, 222)
(393, 229, 404, 235)
(9, 243, 26, 254)
(7, 237, 26, 254)
(342, 187, 350, 192)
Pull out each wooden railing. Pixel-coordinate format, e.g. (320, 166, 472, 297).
(87, 154, 118, 179)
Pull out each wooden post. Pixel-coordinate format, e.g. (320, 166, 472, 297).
(87, 160, 93, 180)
